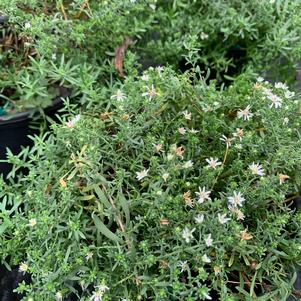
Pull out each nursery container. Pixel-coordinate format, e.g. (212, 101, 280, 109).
(0, 93, 67, 179)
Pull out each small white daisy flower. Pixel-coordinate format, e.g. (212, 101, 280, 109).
(194, 214, 204, 224)
(28, 218, 37, 227)
(267, 94, 282, 109)
(141, 74, 149, 81)
(206, 157, 222, 169)
(205, 234, 213, 247)
(202, 254, 211, 263)
(178, 127, 187, 135)
(283, 117, 289, 125)
(167, 153, 174, 161)
(66, 114, 81, 128)
(162, 173, 170, 182)
(182, 110, 192, 120)
(182, 227, 195, 243)
(111, 89, 126, 102)
(178, 260, 189, 272)
(55, 292, 63, 301)
(189, 128, 199, 134)
(256, 77, 264, 82)
(142, 84, 158, 100)
(51, 53, 57, 60)
(227, 191, 245, 207)
(200, 32, 209, 40)
(24, 22, 31, 29)
(284, 90, 295, 99)
(135, 169, 149, 181)
(274, 82, 288, 90)
(218, 213, 231, 224)
(182, 160, 194, 169)
(220, 135, 233, 147)
(237, 105, 253, 121)
(195, 187, 211, 204)
(249, 162, 265, 176)
(19, 262, 29, 274)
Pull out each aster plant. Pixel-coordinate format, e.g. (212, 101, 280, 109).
(0, 68, 300, 300)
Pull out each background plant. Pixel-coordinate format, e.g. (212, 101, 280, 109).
(0, 68, 300, 300)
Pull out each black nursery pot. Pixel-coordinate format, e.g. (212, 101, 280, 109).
(0, 98, 63, 179)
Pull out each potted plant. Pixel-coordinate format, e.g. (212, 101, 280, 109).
(0, 68, 300, 300)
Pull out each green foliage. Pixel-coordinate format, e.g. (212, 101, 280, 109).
(0, 68, 300, 300)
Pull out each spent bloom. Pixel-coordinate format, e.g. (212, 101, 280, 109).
(194, 214, 204, 224)
(205, 234, 213, 247)
(206, 157, 222, 169)
(218, 213, 231, 224)
(232, 128, 244, 140)
(195, 187, 211, 204)
(182, 227, 195, 243)
(136, 169, 149, 181)
(228, 191, 245, 207)
(66, 114, 81, 128)
(279, 174, 290, 185)
(249, 162, 265, 176)
(110, 89, 126, 101)
(142, 84, 159, 100)
(91, 284, 109, 301)
(237, 105, 253, 121)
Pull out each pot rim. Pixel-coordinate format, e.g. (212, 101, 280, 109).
(0, 97, 63, 126)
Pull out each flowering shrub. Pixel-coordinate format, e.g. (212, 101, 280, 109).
(141, 0, 301, 81)
(0, 68, 301, 300)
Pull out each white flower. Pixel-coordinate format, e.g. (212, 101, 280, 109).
(256, 77, 264, 82)
(189, 128, 199, 134)
(154, 144, 163, 153)
(182, 110, 192, 120)
(178, 260, 189, 272)
(249, 162, 265, 176)
(274, 82, 288, 90)
(135, 169, 149, 181)
(85, 252, 93, 261)
(24, 22, 31, 29)
(202, 254, 211, 263)
(220, 135, 233, 147)
(267, 94, 282, 109)
(229, 207, 245, 221)
(111, 89, 126, 102)
(237, 105, 253, 121)
(182, 227, 195, 243)
(284, 90, 295, 99)
(283, 117, 289, 125)
(28, 218, 37, 227)
(235, 144, 243, 150)
(19, 262, 29, 274)
(182, 160, 194, 169)
(195, 187, 211, 204)
(66, 114, 81, 128)
(142, 84, 158, 99)
(227, 191, 245, 207)
(178, 127, 187, 135)
(232, 128, 244, 141)
(149, 4, 156, 10)
(156, 66, 164, 76)
(205, 234, 213, 247)
(51, 53, 57, 60)
(162, 173, 170, 182)
(141, 74, 149, 81)
(200, 32, 209, 40)
(206, 157, 222, 169)
(218, 213, 231, 224)
(167, 153, 174, 161)
(194, 214, 204, 224)
(55, 292, 63, 301)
